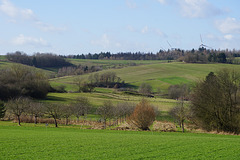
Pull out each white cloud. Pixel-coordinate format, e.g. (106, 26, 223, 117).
(91, 34, 124, 50)
(91, 34, 111, 49)
(0, 0, 66, 32)
(177, 0, 223, 18)
(12, 34, 49, 47)
(0, 0, 35, 20)
(215, 17, 240, 34)
(224, 34, 233, 40)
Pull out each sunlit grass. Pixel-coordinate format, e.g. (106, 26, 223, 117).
(1, 121, 240, 160)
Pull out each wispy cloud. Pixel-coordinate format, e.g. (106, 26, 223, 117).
(35, 21, 67, 32)
(177, 0, 224, 18)
(141, 26, 149, 34)
(12, 34, 50, 47)
(157, 0, 225, 18)
(0, 0, 35, 19)
(215, 17, 240, 34)
(91, 34, 110, 49)
(0, 0, 66, 32)
(128, 25, 167, 37)
(157, 0, 166, 5)
(224, 34, 233, 40)
(126, 0, 137, 9)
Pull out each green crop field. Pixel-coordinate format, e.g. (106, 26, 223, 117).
(1, 121, 240, 160)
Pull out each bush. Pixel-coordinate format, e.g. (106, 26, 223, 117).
(129, 99, 156, 130)
(0, 101, 5, 119)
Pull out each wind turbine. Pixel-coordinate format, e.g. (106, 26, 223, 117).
(199, 34, 212, 49)
(167, 41, 177, 51)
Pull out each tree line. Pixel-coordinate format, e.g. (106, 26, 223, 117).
(7, 52, 72, 68)
(5, 49, 240, 65)
(66, 48, 240, 63)
(57, 65, 102, 77)
(74, 72, 125, 93)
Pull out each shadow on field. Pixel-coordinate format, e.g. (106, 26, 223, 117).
(156, 111, 174, 122)
(125, 83, 138, 89)
(45, 96, 69, 102)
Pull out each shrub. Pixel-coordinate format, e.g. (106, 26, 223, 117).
(129, 99, 156, 130)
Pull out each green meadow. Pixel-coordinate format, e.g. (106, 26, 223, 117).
(1, 121, 240, 160)
(51, 61, 240, 93)
(45, 92, 177, 111)
(2, 60, 240, 159)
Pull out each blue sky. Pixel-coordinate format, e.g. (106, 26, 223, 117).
(0, 0, 240, 55)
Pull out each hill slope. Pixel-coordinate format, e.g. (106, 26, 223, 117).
(51, 62, 240, 92)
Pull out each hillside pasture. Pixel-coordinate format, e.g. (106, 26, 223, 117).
(68, 59, 167, 67)
(45, 92, 176, 112)
(51, 62, 240, 93)
(0, 122, 240, 160)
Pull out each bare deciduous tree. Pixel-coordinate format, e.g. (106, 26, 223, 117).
(45, 103, 63, 127)
(139, 83, 152, 96)
(96, 101, 115, 129)
(170, 100, 188, 133)
(61, 104, 73, 125)
(5, 97, 31, 126)
(72, 97, 91, 122)
(115, 102, 135, 124)
(28, 101, 44, 124)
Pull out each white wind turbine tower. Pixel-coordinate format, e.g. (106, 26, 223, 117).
(167, 41, 177, 51)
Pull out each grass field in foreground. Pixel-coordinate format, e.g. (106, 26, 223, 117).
(0, 121, 240, 160)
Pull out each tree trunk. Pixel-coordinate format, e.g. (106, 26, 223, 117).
(34, 116, 37, 124)
(54, 118, 58, 127)
(17, 115, 21, 126)
(66, 118, 68, 125)
(182, 120, 184, 133)
(104, 119, 106, 129)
